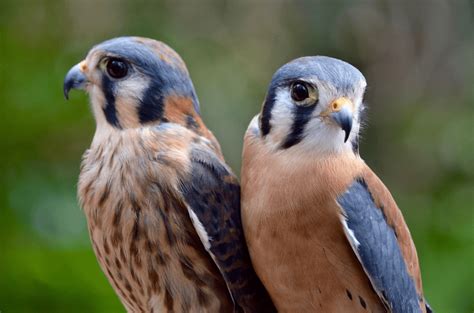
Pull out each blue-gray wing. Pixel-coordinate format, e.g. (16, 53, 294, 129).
(179, 146, 276, 313)
(337, 178, 422, 313)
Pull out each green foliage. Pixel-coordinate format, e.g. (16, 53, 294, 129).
(1, 1, 472, 312)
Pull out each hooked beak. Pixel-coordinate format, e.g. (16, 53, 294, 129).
(63, 61, 88, 100)
(329, 97, 353, 142)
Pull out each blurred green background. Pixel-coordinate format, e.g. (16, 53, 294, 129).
(1, 0, 473, 312)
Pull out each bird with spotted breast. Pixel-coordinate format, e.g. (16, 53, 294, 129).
(63, 36, 275, 313)
(241, 56, 433, 313)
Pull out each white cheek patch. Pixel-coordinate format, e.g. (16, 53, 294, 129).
(112, 74, 151, 127)
(116, 74, 150, 101)
(266, 88, 295, 149)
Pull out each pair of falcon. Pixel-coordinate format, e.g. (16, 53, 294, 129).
(64, 37, 432, 313)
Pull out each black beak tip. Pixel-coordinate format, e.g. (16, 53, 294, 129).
(63, 77, 73, 100)
(343, 129, 350, 143)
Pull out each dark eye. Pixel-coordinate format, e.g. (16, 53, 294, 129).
(291, 81, 309, 101)
(106, 58, 128, 79)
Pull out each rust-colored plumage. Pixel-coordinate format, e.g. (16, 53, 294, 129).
(241, 57, 430, 313)
(64, 37, 275, 313)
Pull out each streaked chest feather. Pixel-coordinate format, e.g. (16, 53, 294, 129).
(78, 128, 232, 313)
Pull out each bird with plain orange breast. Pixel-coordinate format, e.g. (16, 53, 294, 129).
(64, 36, 275, 313)
(241, 56, 432, 313)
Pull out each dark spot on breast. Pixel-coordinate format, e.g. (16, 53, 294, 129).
(113, 200, 124, 226)
(145, 239, 153, 253)
(111, 231, 123, 247)
(359, 296, 367, 309)
(119, 247, 126, 263)
(346, 289, 353, 300)
(164, 286, 174, 312)
(133, 250, 142, 269)
(114, 257, 122, 270)
(156, 250, 168, 266)
(131, 205, 142, 242)
(148, 269, 160, 292)
(124, 282, 132, 293)
(103, 238, 110, 255)
(98, 181, 111, 207)
(158, 209, 176, 246)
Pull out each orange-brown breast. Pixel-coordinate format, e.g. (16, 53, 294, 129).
(242, 128, 426, 313)
(79, 127, 233, 313)
(241, 132, 386, 313)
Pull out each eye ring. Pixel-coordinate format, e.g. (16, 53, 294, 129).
(106, 58, 128, 79)
(291, 81, 309, 101)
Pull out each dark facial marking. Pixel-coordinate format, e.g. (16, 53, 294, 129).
(260, 86, 277, 136)
(138, 79, 165, 123)
(101, 75, 122, 128)
(281, 102, 317, 149)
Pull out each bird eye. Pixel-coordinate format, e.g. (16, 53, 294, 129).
(291, 81, 309, 102)
(290, 81, 319, 105)
(106, 58, 128, 79)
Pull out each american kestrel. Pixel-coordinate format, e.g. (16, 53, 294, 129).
(241, 56, 432, 313)
(63, 37, 275, 313)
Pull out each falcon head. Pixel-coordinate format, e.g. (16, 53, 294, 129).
(64, 37, 200, 129)
(258, 56, 367, 155)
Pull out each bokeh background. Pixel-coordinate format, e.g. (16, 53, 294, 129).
(1, 0, 473, 312)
